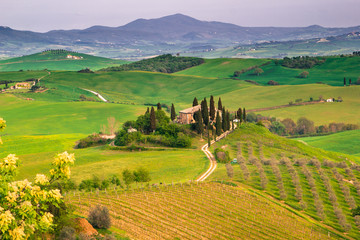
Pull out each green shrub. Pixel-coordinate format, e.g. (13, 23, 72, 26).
(77, 133, 108, 148)
(214, 148, 230, 163)
(88, 205, 111, 229)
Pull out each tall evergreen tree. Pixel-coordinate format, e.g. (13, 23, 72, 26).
(349, 79, 352, 86)
(150, 107, 156, 132)
(157, 103, 162, 110)
(226, 111, 230, 131)
(145, 107, 149, 114)
(237, 108, 242, 123)
(243, 108, 246, 123)
(207, 122, 211, 147)
(193, 97, 199, 107)
(194, 111, 204, 135)
(222, 107, 226, 131)
(215, 111, 222, 136)
(201, 98, 209, 125)
(170, 103, 176, 121)
(209, 95, 215, 120)
(218, 97, 223, 111)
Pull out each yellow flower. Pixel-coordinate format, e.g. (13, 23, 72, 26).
(35, 174, 49, 185)
(6, 191, 18, 203)
(39, 212, 53, 230)
(0, 210, 15, 231)
(9, 226, 25, 240)
(4, 154, 18, 165)
(48, 189, 63, 201)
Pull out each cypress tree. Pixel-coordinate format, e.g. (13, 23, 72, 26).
(349, 79, 352, 86)
(226, 111, 230, 131)
(157, 103, 162, 110)
(218, 97, 223, 111)
(150, 107, 156, 132)
(195, 111, 204, 135)
(146, 107, 150, 114)
(207, 124, 211, 147)
(237, 108, 242, 123)
(209, 95, 215, 120)
(243, 108, 246, 123)
(201, 98, 209, 125)
(193, 97, 199, 107)
(222, 107, 226, 131)
(215, 111, 222, 136)
(171, 103, 176, 121)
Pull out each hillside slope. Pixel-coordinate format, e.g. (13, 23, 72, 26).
(0, 50, 126, 71)
(209, 124, 360, 238)
(66, 181, 341, 239)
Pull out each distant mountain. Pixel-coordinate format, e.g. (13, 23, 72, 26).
(1, 14, 360, 59)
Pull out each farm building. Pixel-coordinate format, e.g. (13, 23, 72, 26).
(178, 105, 222, 124)
(178, 105, 201, 124)
(15, 82, 31, 89)
(67, 54, 83, 60)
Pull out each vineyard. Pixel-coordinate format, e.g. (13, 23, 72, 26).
(66, 181, 338, 239)
(209, 124, 360, 239)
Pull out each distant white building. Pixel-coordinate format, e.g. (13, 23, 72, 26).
(326, 98, 333, 102)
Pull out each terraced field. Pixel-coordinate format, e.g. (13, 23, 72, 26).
(66, 182, 338, 239)
(208, 124, 360, 238)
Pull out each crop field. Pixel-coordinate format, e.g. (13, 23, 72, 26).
(298, 130, 360, 156)
(66, 181, 339, 240)
(209, 124, 360, 238)
(0, 51, 126, 71)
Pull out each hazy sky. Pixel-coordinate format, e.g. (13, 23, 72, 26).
(1, 0, 359, 32)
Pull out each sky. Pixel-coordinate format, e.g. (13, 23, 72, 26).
(1, 0, 359, 32)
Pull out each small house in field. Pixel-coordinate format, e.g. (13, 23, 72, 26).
(178, 105, 201, 124)
(15, 82, 31, 89)
(326, 98, 333, 102)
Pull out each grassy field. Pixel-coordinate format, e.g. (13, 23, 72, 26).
(242, 56, 360, 86)
(0, 134, 208, 184)
(66, 182, 339, 239)
(298, 130, 360, 156)
(208, 123, 360, 238)
(175, 58, 269, 78)
(0, 51, 126, 71)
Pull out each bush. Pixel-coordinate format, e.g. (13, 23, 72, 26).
(59, 226, 76, 240)
(77, 133, 108, 148)
(214, 148, 230, 163)
(267, 80, 279, 85)
(88, 205, 111, 229)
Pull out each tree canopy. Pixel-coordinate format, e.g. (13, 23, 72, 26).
(101, 54, 204, 73)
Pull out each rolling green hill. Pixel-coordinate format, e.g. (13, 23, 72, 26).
(298, 130, 360, 156)
(209, 123, 360, 238)
(0, 50, 126, 71)
(175, 58, 269, 78)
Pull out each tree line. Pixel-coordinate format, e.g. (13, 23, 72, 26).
(281, 56, 325, 69)
(101, 54, 204, 73)
(245, 112, 359, 136)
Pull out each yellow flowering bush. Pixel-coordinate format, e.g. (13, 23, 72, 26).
(0, 118, 5, 144)
(0, 118, 75, 239)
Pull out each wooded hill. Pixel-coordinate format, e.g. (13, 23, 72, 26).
(101, 54, 204, 73)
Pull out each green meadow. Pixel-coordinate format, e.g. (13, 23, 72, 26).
(298, 130, 360, 156)
(0, 51, 126, 71)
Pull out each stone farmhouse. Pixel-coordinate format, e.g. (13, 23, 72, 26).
(178, 105, 221, 124)
(14, 82, 32, 89)
(67, 54, 83, 60)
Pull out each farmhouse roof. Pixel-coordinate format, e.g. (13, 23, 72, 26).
(179, 105, 201, 114)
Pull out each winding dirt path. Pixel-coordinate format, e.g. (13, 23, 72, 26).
(82, 89, 108, 102)
(196, 128, 234, 182)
